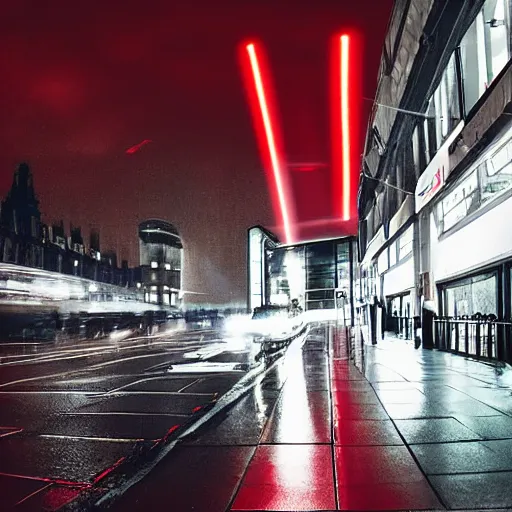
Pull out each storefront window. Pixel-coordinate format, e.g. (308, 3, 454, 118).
(268, 246, 305, 307)
(336, 242, 350, 293)
(249, 227, 264, 310)
(444, 272, 497, 316)
(460, 0, 511, 114)
(305, 242, 336, 310)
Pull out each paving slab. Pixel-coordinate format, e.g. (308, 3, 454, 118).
(334, 419, 403, 446)
(113, 445, 255, 511)
(429, 471, 512, 509)
(411, 440, 512, 474)
(232, 444, 336, 511)
(394, 417, 483, 444)
(455, 414, 512, 439)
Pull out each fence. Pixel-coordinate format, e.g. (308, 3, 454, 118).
(388, 315, 414, 340)
(434, 315, 512, 363)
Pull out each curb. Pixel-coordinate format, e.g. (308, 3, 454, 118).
(61, 325, 310, 511)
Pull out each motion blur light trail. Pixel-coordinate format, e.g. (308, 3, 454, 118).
(242, 42, 296, 244)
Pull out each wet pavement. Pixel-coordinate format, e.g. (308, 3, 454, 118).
(111, 326, 512, 512)
(0, 326, 264, 510)
(3, 322, 512, 510)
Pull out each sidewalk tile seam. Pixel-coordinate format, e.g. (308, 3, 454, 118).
(365, 383, 449, 509)
(425, 468, 512, 476)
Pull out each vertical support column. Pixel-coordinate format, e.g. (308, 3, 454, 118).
(417, 209, 435, 349)
(503, 265, 511, 363)
(349, 240, 355, 328)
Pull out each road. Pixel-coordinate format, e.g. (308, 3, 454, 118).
(0, 325, 263, 510)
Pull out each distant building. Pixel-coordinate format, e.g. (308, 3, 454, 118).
(247, 225, 356, 319)
(0, 163, 140, 291)
(139, 219, 183, 306)
(0, 163, 43, 267)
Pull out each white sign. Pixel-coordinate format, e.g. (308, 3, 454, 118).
(415, 121, 464, 213)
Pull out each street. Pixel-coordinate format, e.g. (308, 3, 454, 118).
(0, 325, 263, 509)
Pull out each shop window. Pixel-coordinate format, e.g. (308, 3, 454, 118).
(460, 0, 511, 114)
(336, 242, 350, 292)
(444, 271, 497, 316)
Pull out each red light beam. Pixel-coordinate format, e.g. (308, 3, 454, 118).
(340, 35, 351, 221)
(244, 42, 295, 244)
(331, 33, 355, 222)
(126, 139, 152, 155)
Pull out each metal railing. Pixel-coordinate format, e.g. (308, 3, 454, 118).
(434, 315, 512, 363)
(388, 315, 414, 340)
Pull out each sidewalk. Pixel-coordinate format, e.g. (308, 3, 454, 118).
(113, 324, 512, 511)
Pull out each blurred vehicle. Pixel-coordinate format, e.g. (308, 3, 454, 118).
(223, 305, 303, 340)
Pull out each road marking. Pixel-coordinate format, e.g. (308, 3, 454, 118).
(15, 483, 53, 506)
(40, 434, 145, 443)
(0, 471, 91, 487)
(93, 375, 201, 396)
(0, 390, 97, 395)
(0, 340, 194, 367)
(0, 370, 86, 388)
(86, 353, 174, 370)
(105, 390, 214, 397)
(0, 428, 23, 438)
(62, 411, 191, 418)
(178, 378, 202, 392)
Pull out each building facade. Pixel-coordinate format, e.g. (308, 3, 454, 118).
(138, 219, 183, 306)
(358, 0, 512, 361)
(0, 163, 141, 290)
(247, 225, 357, 324)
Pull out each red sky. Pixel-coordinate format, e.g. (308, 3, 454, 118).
(0, 0, 392, 304)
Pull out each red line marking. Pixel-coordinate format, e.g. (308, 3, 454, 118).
(0, 471, 91, 488)
(92, 456, 126, 484)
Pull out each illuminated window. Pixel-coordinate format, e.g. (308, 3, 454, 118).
(422, 53, 461, 165)
(165, 263, 171, 270)
(460, 0, 511, 114)
(151, 261, 158, 269)
(437, 128, 512, 233)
